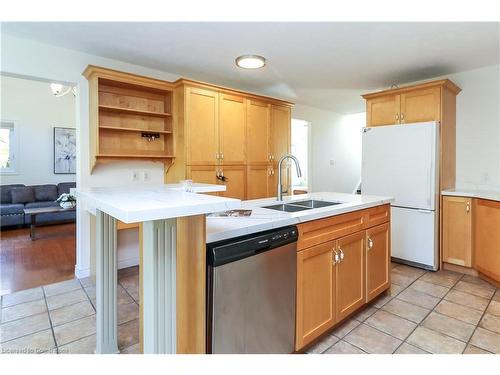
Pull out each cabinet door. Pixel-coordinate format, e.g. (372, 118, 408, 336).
(186, 165, 217, 185)
(366, 95, 400, 126)
(270, 105, 291, 161)
(442, 196, 472, 267)
(185, 87, 218, 165)
(246, 164, 272, 200)
(474, 199, 500, 282)
(247, 100, 270, 164)
(366, 223, 390, 302)
(335, 231, 365, 321)
(219, 94, 246, 165)
(296, 241, 336, 350)
(219, 165, 246, 200)
(400, 87, 441, 124)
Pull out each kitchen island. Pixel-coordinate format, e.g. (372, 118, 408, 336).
(206, 192, 393, 352)
(77, 184, 240, 354)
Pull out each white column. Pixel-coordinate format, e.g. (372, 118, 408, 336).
(95, 209, 119, 354)
(141, 218, 177, 354)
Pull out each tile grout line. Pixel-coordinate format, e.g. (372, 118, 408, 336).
(78, 278, 96, 312)
(41, 286, 59, 354)
(461, 284, 497, 354)
(388, 268, 464, 354)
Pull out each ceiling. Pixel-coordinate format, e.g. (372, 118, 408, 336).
(2, 22, 499, 114)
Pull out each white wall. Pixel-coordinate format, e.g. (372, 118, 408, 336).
(293, 104, 364, 193)
(445, 65, 500, 190)
(1, 75, 76, 185)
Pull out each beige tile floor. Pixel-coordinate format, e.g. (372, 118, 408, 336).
(1, 263, 499, 354)
(0, 267, 140, 354)
(307, 263, 500, 354)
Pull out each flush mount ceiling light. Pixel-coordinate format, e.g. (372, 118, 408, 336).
(235, 55, 266, 69)
(50, 83, 76, 97)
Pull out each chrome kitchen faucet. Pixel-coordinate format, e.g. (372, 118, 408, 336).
(277, 154, 302, 201)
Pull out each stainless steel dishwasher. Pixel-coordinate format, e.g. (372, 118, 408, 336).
(206, 226, 298, 354)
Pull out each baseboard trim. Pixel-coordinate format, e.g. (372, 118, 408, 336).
(75, 256, 140, 279)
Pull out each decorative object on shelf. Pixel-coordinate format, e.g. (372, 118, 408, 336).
(141, 132, 161, 142)
(56, 193, 76, 209)
(54, 127, 76, 174)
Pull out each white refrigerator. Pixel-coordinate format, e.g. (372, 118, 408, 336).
(361, 122, 439, 270)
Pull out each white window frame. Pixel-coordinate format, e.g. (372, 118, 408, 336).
(0, 120, 19, 175)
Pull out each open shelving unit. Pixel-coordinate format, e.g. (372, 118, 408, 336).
(83, 66, 176, 171)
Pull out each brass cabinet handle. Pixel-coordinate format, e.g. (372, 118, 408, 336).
(401, 113, 405, 122)
(333, 249, 340, 264)
(395, 113, 399, 122)
(220, 153, 224, 160)
(367, 237, 373, 250)
(215, 152, 220, 160)
(466, 201, 470, 213)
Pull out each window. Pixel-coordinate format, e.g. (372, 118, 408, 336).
(0, 120, 18, 174)
(291, 118, 310, 191)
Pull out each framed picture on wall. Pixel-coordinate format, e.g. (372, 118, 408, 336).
(53, 127, 76, 174)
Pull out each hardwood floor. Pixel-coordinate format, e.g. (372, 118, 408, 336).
(0, 223, 76, 296)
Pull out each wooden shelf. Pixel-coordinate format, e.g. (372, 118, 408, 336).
(99, 125, 172, 134)
(99, 105, 171, 118)
(96, 154, 174, 159)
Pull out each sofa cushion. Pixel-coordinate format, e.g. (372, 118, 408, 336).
(0, 203, 25, 215)
(33, 185, 58, 202)
(0, 184, 25, 204)
(24, 201, 60, 210)
(11, 187, 35, 204)
(58, 182, 76, 196)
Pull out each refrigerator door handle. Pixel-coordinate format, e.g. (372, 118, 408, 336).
(416, 209, 432, 213)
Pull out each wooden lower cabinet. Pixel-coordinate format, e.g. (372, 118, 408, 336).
(335, 232, 365, 321)
(295, 241, 336, 350)
(366, 223, 390, 302)
(295, 206, 391, 351)
(186, 165, 217, 185)
(474, 199, 500, 283)
(442, 196, 473, 267)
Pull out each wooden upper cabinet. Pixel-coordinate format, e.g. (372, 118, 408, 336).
(335, 231, 365, 321)
(270, 105, 291, 162)
(363, 79, 461, 127)
(442, 196, 473, 267)
(366, 223, 390, 302)
(473, 199, 500, 282)
(219, 94, 246, 165)
(400, 87, 441, 124)
(295, 241, 336, 350)
(247, 100, 271, 164)
(366, 95, 400, 126)
(185, 87, 219, 165)
(219, 165, 246, 200)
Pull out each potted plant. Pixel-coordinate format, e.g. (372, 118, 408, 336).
(56, 193, 76, 209)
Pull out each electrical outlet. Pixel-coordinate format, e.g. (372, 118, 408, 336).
(132, 171, 140, 182)
(143, 171, 150, 182)
(329, 159, 335, 167)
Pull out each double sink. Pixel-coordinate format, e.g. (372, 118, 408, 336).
(263, 199, 342, 212)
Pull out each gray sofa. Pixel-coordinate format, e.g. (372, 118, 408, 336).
(0, 182, 76, 228)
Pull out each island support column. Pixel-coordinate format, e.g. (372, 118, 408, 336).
(95, 210, 119, 354)
(141, 218, 178, 354)
(140, 214, 206, 354)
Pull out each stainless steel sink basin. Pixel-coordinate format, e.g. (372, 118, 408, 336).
(262, 203, 312, 212)
(291, 200, 342, 208)
(262, 200, 342, 212)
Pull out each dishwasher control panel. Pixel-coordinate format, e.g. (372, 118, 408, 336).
(207, 226, 298, 267)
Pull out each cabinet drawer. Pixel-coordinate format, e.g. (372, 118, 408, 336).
(297, 210, 365, 250)
(364, 204, 390, 229)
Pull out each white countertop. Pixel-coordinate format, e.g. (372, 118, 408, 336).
(206, 192, 393, 243)
(77, 184, 240, 223)
(442, 189, 500, 202)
